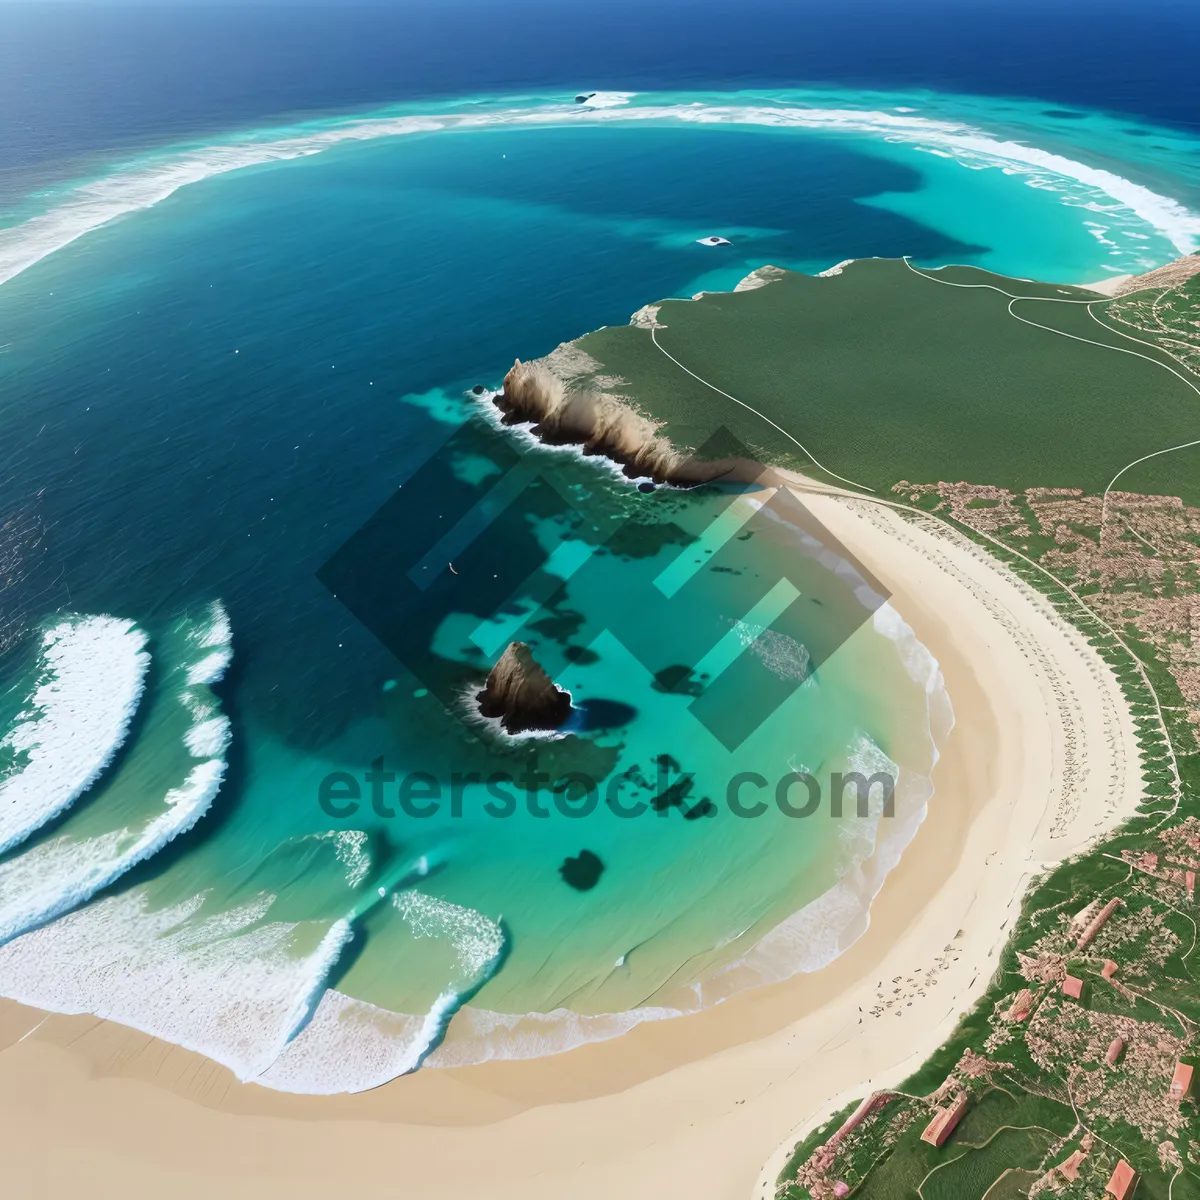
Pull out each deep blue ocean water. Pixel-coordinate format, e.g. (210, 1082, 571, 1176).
(0, 1, 1198, 1090)
(2, 0, 1199, 203)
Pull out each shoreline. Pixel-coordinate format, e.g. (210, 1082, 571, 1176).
(0, 469, 1144, 1199)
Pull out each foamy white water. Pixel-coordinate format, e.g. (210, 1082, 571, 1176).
(0, 532, 951, 1085)
(0, 616, 150, 855)
(0, 761, 224, 945)
(426, 1002, 681, 1067)
(256, 988, 459, 1093)
(580, 91, 637, 109)
(256, 891, 505, 1092)
(256, 891, 675, 1088)
(0, 888, 353, 1081)
(0, 601, 232, 946)
(2, 93, 1197, 288)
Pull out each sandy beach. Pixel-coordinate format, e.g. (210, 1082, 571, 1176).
(0, 475, 1144, 1200)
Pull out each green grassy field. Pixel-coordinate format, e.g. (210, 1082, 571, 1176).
(570, 258, 1200, 503)
(920, 1126, 1059, 1200)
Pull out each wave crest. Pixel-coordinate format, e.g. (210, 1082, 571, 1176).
(2, 92, 1197, 288)
(0, 615, 150, 855)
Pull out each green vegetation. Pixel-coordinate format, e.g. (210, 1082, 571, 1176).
(575, 258, 1200, 1200)
(1095, 273, 1200, 379)
(778, 1100, 861, 1185)
(920, 1126, 1059, 1200)
(571, 258, 1200, 503)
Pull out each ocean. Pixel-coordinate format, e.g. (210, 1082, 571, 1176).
(0, 0, 1198, 1091)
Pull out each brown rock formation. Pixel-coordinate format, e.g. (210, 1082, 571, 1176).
(493, 359, 745, 486)
(477, 641, 571, 734)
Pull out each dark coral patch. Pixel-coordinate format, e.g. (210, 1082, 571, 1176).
(560, 849, 604, 891)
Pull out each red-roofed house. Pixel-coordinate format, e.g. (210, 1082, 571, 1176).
(1062, 975, 1084, 1001)
(1078, 898, 1121, 949)
(1102, 959, 1118, 980)
(1007, 988, 1034, 1021)
(1057, 1148, 1087, 1181)
(825, 1089, 892, 1142)
(1170, 1060, 1193, 1103)
(920, 1092, 969, 1148)
(1106, 1159, 1137, 1199)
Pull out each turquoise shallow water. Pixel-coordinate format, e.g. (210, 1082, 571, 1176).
(0, 86, 1197, 1090)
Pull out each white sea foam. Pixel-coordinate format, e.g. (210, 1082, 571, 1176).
(183, 601, 232, 684)
(186, 650, 231, 685)
(579, 92, 636, 109)
(0, 602, 232, 946)
(392, 890, 506, 978)
(183, 715, 231, 757)
(253, 891, 505, 1092)
(0, 888, 353, 1081)
(256, 988, 458, 1093)
(426, 1002, 680, 1067)
(0, 616, 150, 855)
(0, 760, 224, 945)
(195, 599, 232, 649)
(2, 96, 1196, 289)
(303, 829, 371, 888)
(0, 600, 330, 1078)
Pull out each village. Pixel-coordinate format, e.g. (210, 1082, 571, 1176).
(783, 826, 1200, 1198)
(779, 465, 1200, 1199)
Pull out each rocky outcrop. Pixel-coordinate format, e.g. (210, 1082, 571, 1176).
(493, 358, 743, 486)
(477, 641, 571, 734)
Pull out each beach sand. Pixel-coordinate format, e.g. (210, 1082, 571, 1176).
(0, 475, 1143, 1200)
(1082, 253, 1200, 296)
(1082, 274, 1133, 296)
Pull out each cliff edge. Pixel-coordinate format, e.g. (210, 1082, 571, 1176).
(494, 358, 739, 486)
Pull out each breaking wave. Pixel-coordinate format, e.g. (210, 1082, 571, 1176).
(0, 601, 232, 945)
(256, 988, 461, 1093)
(260, 891, 506, 1093)
(3, 89, 1198, 288)
(0, 616, 150, 855)
(0, 573, 951, 1087)
(0, 887, 354, 1081)
(0, 762, 223, 946)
